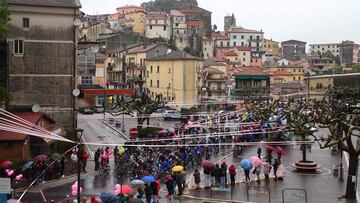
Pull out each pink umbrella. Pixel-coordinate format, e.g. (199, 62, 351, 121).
(158, 130, 168, 134)
(277, 146, 285, 155)
(250, 156, 262, 166)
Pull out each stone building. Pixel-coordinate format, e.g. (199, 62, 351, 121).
(224, 13, 236, 33)
(309, 43, 340, 57)
(179, 5, 212, 37)
(170, 10, 188, 50)
(145, 11, 171, 40)
(6, 0, 81, 130)
(281, 40, 306, 61)
(339, 40, 359, 68)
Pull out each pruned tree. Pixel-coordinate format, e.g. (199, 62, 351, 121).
(312, 88, 360, 200)
(106, 80, 166, 130)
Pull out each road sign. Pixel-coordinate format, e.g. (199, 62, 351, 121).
(0, 178, 11, 194)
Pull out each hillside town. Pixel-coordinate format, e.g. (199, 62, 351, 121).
(0, 0, 360, 203)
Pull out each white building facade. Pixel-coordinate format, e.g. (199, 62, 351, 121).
(145, 11, 171, 40)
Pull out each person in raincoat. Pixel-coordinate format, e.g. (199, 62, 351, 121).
(229, 164, 236, 185)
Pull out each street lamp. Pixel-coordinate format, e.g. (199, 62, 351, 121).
(74, 128, 84, 203)
(306, 72, 310, 101)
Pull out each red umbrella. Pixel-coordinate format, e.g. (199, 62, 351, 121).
(202, 160, 215, 170)
(0, 160, 13, 168)
(277, 146, 285, 155)
(265, 146, 275, 151)
(35, 155, 47, 161)
(120, 185, 133, 195)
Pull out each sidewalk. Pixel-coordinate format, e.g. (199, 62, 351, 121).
(184, 145, 352, 203)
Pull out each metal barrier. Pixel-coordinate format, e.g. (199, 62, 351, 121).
(246, 185, 271, 203)
(282, 188, 307, 203)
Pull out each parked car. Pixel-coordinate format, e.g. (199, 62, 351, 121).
(163, 110, 181, 120)
(92, 107, 105, 113)
(79, 108, 94, 115)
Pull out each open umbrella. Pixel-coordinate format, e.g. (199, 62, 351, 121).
(120, 185, 133, 195)
(130, 179, 144, 186)
(159, 130, 168, 134)
(250, 156, 262, 166)
(21, 161, 34, 172)
(240, 159, 252, 170)
(100, 192, 119, 203)
(50, 153, 61, 160)
(277, 146, 285, 155)
(172, 165, 184, 172)
(142, 176, 155, 183)
(265, 146, 275, 151)
(201, 160, 215, 170)
(35, 155, 47, 161)
(0, 160, 13, 168)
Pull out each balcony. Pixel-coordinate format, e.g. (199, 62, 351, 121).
(235, 87, 270, 95)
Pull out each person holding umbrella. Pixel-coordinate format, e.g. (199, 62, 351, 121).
(265, 146, 274, 164)
(228, 164, 236, 185)
(277, 146, 284, 162)
(240, 159, 252, 183)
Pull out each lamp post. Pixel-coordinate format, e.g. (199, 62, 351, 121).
(74, 128, 84, 203)
(306, 72, 310, 100)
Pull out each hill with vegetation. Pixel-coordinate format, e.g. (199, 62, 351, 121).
(141, 0, 198, 12)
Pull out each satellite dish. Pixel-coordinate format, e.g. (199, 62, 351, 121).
(32, 104, 41, 113)
(74, 19, 81, 27)
(91, 45, 99, 53)
(166, 49, 172, 55)
(72, 88, 81, 97)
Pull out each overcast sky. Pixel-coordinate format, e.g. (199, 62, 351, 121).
(81, 0, 360, 45)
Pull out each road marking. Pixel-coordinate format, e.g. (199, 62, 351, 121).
(343, 151, 360, 202)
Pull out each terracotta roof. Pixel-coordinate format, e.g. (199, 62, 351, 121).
(179, 6, 211, 14)
(186, 20, 203, 27)
(9, 0, 81, 8)
(0, 112, 52, 141)
(116, 5, 144, 10)
(202, 37, 213, 42)
(229, 28, 263, 34)
(147, 51, 200, 61)
(274, 76, 284, 80)
(204, 67, 224, 74)
(217, 36, 230, 40)
(273, 70, 293, 76)
(127, 44, 167, 54)
(211, 31, 225, 38)
(235, 67, 270, 76)
(235, 46, 251, 51)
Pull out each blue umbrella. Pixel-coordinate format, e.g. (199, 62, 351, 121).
(130, 179, 145, 186)
(21, 161, 33, 172)
(240, 159, 252, 170)
(142, 176, 155, 183)
(100, 192, 119, 203)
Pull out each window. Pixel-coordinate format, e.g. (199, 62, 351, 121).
(235, 57, 238, 61)
(168, 68, 171, 73)
(176, 30, 179, 34)
(256, 36, 260, 40)
(150, 80, 153, 87)
(81, 76, 93, 84)
(233, 35, 236, 39)
(220, 42, 223, 47)
(180, 37, 183, 43)
(163, 26, 167, 31)
(168, 83, 171, 88)
(14, 40, 24, 54)
(150, 66, 153, 73)
(157, 80, 159, 87)
(149, 25, 152, 30)
(241, 42, 244, 46)
(96, 68, 104, 77)
(241, 35, 244, 39)
(293, 76, 296, 81)
(250, 36, 253, 40)
(175, 23, 179, 27)
(233, 42, 236, 47)
(316, 83, 323, 90)
(157, 66, 160, 73)
(23, 18, 29, 28)
(95, 96, 104, 106)
(204, 47, 207, 51)
(243, 58, 245, 61)
(243, 52, 246, 56)
(184, 30, 186, 34)
(298, 76, 301, 80)
(248, 42, 251, 47)
(227, 42, 230, 47)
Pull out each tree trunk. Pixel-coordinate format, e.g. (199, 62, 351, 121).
(345, 153, 358, 200)
(302, 144, 307, 162)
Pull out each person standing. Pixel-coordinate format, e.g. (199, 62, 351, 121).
(273, 159, 280, 181)
(221, 161, 228, 185)
(94, 148, 100, 171)
(255, 165, 262, 182)
(229, 164, 236, 185)
(214, 164, 221, 187)
(81, 150, 89, 172)
(244, 168, 251, 183)
(165, 175, 174, 201)
(203, 167, 211, 188)
(144, 183, 152, 203)
(257, 147, 262, 159)
(220, 164, 226, 189)
(193, 169, 201, 189)
(174, 171, 183, 196)
(263, 162, 271, 182)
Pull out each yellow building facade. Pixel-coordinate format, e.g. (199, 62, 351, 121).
(120, 10, 147, 35)
(263, 39, 280, 56)
(146, 51, 202, 107)
(267, 65, 305, 81)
